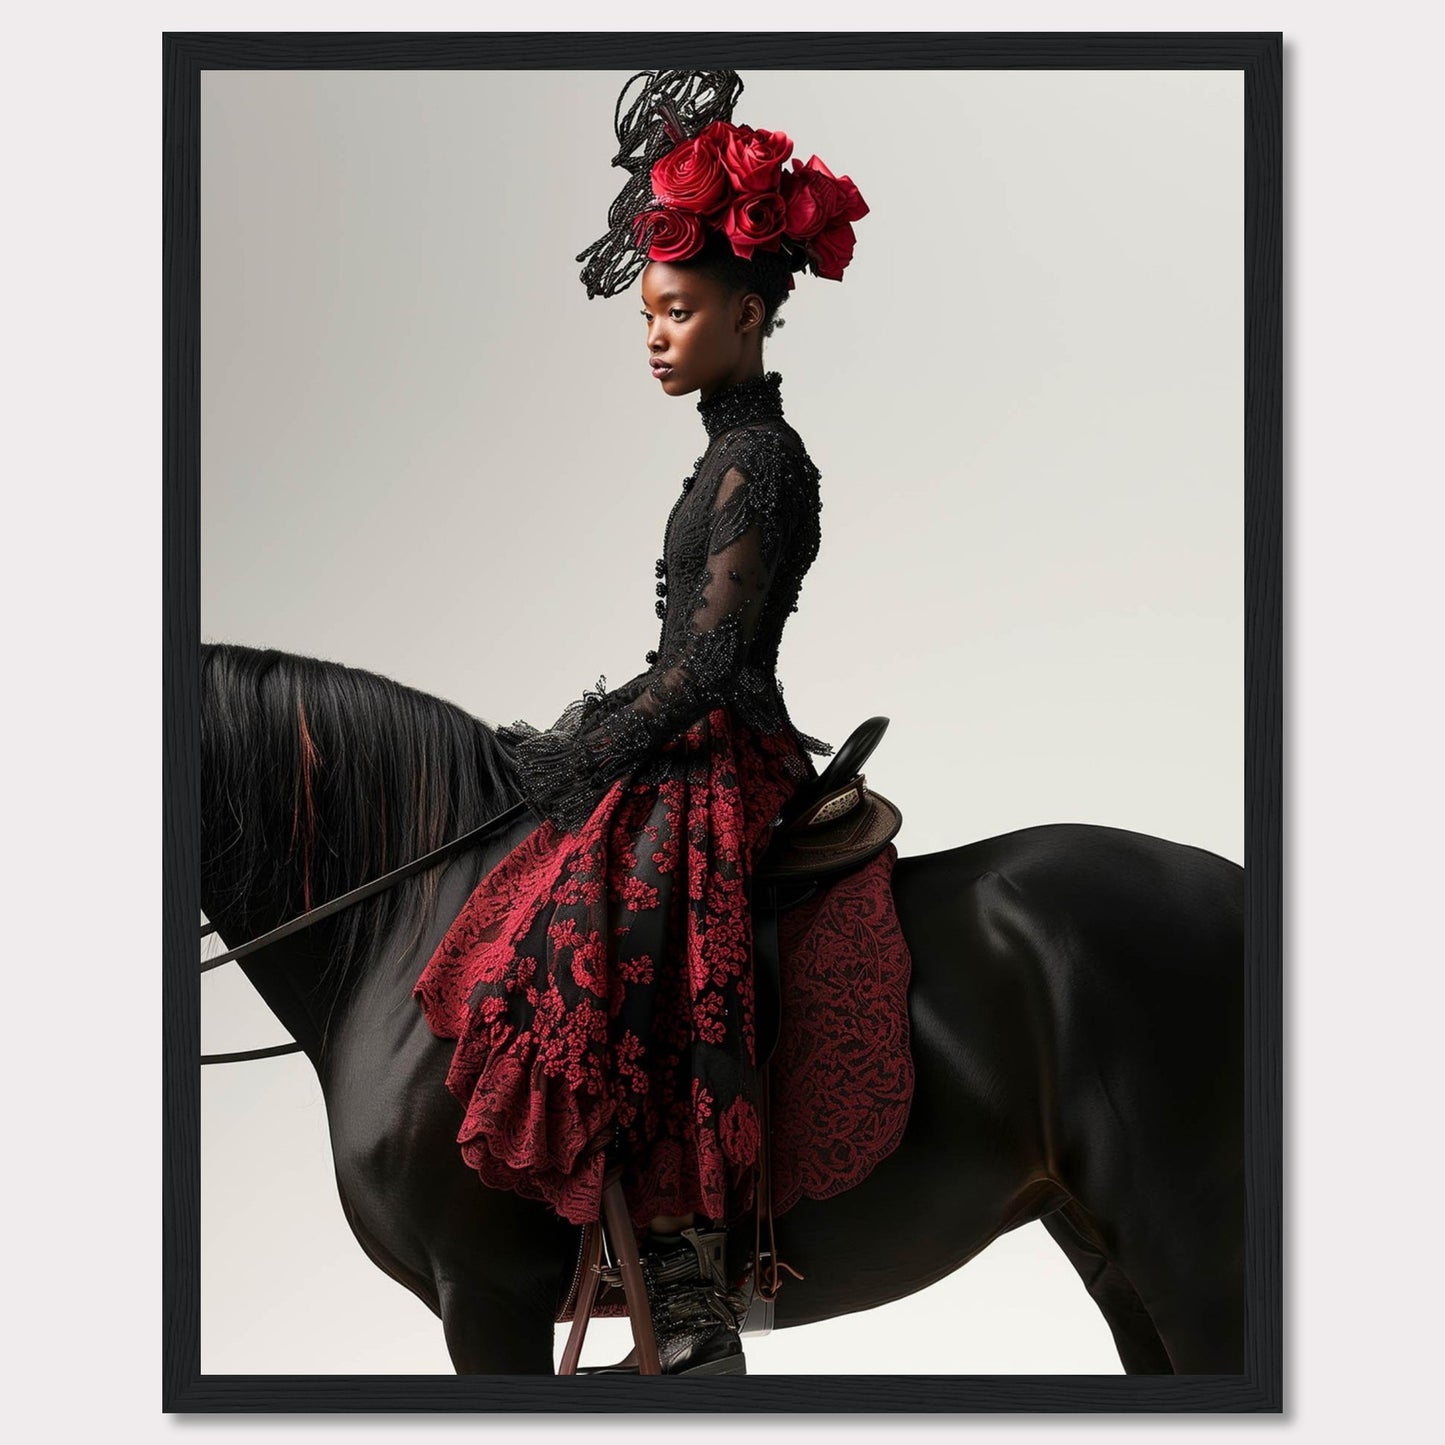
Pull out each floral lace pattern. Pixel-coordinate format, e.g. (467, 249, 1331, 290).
(413, 706, 808, 1230)
(770, 842, 914, 1215)
(555, 840, 916, 1323)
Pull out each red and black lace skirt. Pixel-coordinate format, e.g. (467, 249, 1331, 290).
(411, 707, 809, 1231)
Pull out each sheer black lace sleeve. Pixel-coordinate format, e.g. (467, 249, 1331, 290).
(498, 431, 805, 833)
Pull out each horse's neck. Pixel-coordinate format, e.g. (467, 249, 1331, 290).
(229, 921, 340, 1068)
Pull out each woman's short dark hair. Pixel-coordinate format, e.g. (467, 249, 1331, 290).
(671, 228, 800, 338)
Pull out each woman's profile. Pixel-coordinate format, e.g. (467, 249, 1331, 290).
(411, 68, 869, 1375)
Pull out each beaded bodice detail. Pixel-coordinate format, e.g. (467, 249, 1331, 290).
(696, 367, 787, 439)
(497, 369, 833, 834)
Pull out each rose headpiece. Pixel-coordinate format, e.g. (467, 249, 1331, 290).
(576, 69, 868, 300)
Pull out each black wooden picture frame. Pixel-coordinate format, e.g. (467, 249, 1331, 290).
(163, 29, 1281, 1413)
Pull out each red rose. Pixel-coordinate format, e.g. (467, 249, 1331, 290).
(805, 219, 857, 281)
(692, 117, 740, 156)
(780, 154, 869, 243)
(631, 207, 704, 263)
(779, 159, 842, 239)
(802, 153, 869, 223)
(692, 119, 737, 142)
(719, 190, 788, 259)
(650, 134, 730, 215)
(712, 121, 793, 195)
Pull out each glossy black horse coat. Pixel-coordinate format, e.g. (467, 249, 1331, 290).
(199, 643, 1244, 1374)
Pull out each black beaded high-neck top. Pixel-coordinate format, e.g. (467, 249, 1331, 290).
(497, 368, 833, 834)
(696, 367, 787, 438)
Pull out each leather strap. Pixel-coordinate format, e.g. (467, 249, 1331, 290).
(753, 881, 783, 1071)
(751, 1063, 804, 1307)
(557, 1220, 603, 1374)
(201, 799, 533, 973)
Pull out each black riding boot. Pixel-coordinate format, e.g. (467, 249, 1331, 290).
(585, 1224, 747, 1376)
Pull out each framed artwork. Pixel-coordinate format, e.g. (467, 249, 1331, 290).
(165, 29, 1281, 1411)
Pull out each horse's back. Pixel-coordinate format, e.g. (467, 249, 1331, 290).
(897, 822, 1245, 1234)
(897, 819, 1244, 1133)
(782, 824, 1245, 1289)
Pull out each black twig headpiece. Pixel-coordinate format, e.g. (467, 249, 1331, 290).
(576, 69, 745, 300)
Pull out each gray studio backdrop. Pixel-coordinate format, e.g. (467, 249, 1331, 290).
(201, 68, 1242, 1374)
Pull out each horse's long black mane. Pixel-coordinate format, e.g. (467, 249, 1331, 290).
(200, 641, 522, 1044)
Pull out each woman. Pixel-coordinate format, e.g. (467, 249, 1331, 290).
(412, 69, 868, 1375)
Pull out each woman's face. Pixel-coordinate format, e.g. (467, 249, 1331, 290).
(639, 261, 763, 401)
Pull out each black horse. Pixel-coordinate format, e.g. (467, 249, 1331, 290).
(198, 641, 1245, 1375)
